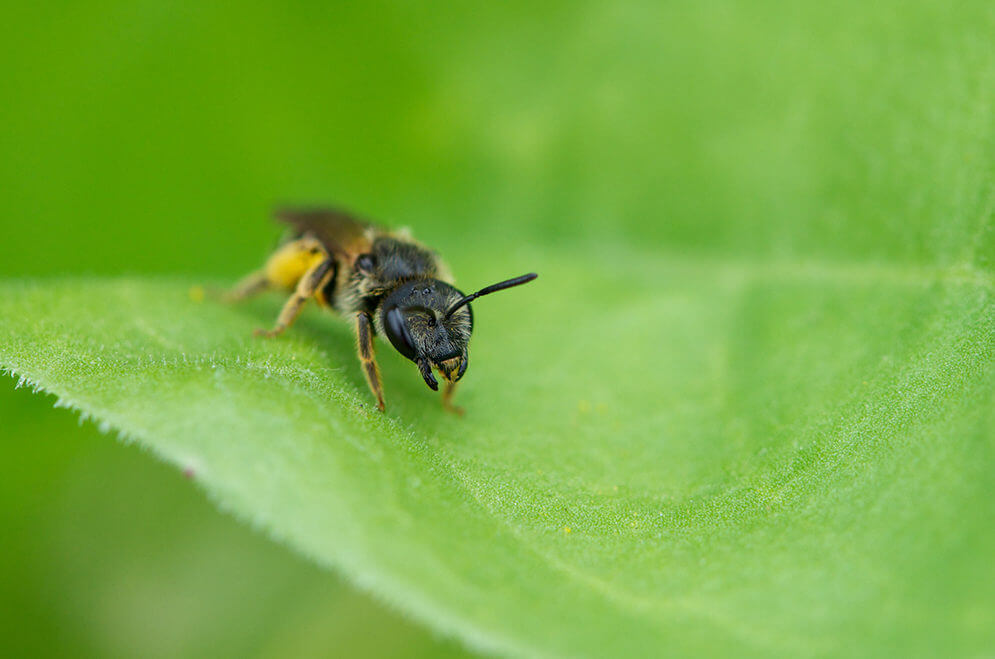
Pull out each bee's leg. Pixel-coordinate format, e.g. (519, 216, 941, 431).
(442, 382, 464, 416)
(355, 312, 386, 412)
(254, 258, 333, 338)
(224, 271, 269, 302)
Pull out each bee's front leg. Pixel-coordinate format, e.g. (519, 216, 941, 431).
(442, 382, 464, 416)
(355, 312, 387, 412)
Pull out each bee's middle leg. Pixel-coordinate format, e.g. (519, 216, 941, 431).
(355, 312, 386, 412)
(254, 259, 333, 338)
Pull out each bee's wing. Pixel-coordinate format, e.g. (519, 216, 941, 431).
(274, 207, 376, 260)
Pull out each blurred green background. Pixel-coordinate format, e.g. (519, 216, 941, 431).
(1, 0, 992, 657)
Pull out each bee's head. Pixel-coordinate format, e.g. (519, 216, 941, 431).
(380, 273, 537, 391)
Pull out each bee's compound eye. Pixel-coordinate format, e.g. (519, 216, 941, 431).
(355, 254, 376, 272)
(384, 307, 418, 361)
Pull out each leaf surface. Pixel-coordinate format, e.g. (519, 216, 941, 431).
(1, 251, 992, 656)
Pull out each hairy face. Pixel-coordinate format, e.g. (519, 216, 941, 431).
(380, 279, 473, 388)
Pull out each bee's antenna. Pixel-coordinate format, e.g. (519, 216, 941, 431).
(445, 273, 538, 319)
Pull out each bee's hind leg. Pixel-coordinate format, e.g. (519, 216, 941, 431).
(223, 271, 270, 302)
(355, 312, 387, 412)
(254, 259, 333, 339)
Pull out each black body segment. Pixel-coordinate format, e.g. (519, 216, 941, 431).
(369, 237, 439, 283)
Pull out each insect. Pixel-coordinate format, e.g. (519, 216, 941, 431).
(228, 207, 537, 413)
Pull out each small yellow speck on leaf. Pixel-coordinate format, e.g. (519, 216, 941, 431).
(188, 285, 206, 303)
(563, 526, 572, 535)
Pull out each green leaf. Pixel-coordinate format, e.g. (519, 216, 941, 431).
(1, 251, 992, 656)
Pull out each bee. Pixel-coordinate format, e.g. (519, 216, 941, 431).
(228, 207, 537, 413)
